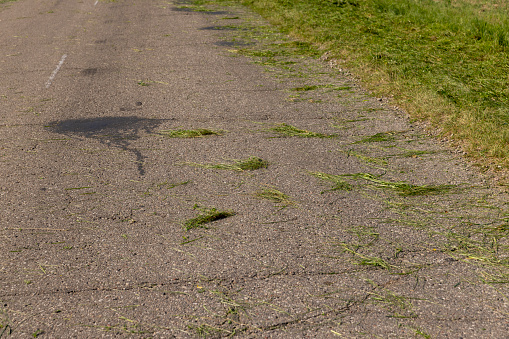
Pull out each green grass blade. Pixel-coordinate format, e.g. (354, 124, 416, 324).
(183, 207, 235, 231)
(158, 128, 223, 138)
(308, 171, 353, 192)
(269, 123, 336, 138)
(185, 156, 268, 171)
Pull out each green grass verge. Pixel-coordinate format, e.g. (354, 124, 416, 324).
(223, 0, 509, 167)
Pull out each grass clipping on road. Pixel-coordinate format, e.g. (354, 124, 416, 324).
(183, 206, 235, 230)
(269, 123, 336, 138)
(231, 0, 509, 168)
(184, 156, 269, 171)
(158, 128, 223, 138)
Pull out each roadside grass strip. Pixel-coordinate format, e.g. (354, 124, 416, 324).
(236, 0, 509, 167)
(269, 123, 336, 138)
(183, 206, 235, 231)
(184, 156, 268, 171)
(158, 128, 223, 138)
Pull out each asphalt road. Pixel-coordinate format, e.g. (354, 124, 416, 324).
(1, 0, 508, 337)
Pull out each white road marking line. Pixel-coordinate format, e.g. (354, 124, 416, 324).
(45, 54, 67, 88)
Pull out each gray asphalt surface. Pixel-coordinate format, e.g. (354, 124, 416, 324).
(1, 0, 509, 337)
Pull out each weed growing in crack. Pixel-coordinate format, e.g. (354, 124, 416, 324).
(308, 171, 352, 193)
(183, 205, 235, 231)
(158, 128, 223, 138)
(184, 156, 268, 171)
(32, 329, 44, 337)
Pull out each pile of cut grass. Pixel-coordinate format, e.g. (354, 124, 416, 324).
(343, 172, 456, 196)
(158, 128, 223, 138)
(355, 132, 396, 144)
(183, 206, 235, 231)
(348, 150, 388, 167)
(185, 156, 268, 171)
(255, 187, 295, 207)
(227, 0, 509, 167)
(308, 171, 353, 192)
(309, 170, 454, 196)
(269, 123, 336, 138)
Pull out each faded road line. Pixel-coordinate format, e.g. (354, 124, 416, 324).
(45, 54, 67, 88)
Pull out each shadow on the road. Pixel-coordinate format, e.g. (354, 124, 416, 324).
(47, 116, 170, 176)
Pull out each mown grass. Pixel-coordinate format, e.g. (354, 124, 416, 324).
(184, 156, 268, 171)
(158, 128, 223, 138)
(255, 187, 295, 207)
(269, 123, 336, 138)
(308, 171, 353, 192)
(355, 132, 397, 144)
(348, 150, 388, 167)
(309, 170, 455, 196)
(344, 172, 456, 196)
(341, 244, 392, 270)
(291, 84, 352, 92)
(224, 0, 509, 167)
(183, 206, 235, 231)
